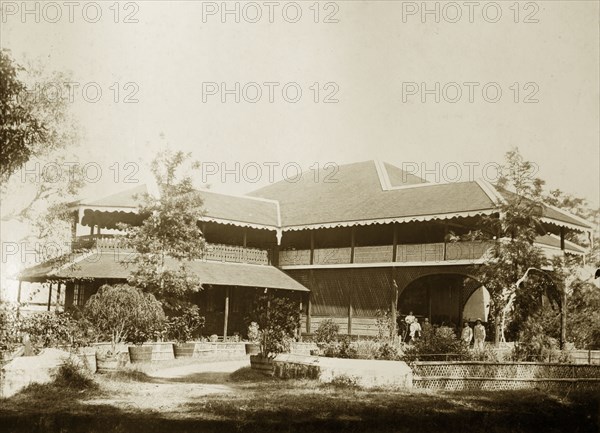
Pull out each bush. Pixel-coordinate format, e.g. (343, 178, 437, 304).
(84, 284, 166, 349)
(0, 301, 21, 351)
(167, 304, 205, 343)
(319, 338, 402, 361)
(20, 311, 81, 349)
(314, 319, 339, 345)
(247, 322, 261, 343)
(375, 309, 394, 342)
(249, 293, 301, 357)
(402, 326, 471, 362)
(54, 358, 98, 390)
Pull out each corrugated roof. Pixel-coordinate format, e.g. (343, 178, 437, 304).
(495, 187, 593, 231)
(72, 161, 592, 233)
(197, 189, 279, 228)
(249, 161, 496, 227)
(536, 234, 587, 254)
(80, 185, 148, 208)
(20, 251, 308, 292)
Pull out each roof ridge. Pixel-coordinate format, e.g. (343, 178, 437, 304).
(195, 187, 281, 206)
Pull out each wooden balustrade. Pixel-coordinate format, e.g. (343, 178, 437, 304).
(280, 241, 494, 266)
(74, 236, 270, 265)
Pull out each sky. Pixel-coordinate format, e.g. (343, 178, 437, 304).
(1, 0, 599, 206)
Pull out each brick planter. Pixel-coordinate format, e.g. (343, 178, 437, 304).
(250, 354, 274, 375)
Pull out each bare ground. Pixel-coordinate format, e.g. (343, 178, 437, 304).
(1, 358, 598, 433)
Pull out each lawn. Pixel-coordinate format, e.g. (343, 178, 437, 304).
(0, 359, 598, 433)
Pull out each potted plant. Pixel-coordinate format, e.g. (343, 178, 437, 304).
(248, 293, 300, 374)
(84, 284, 166, 371)
(169, 305, 205, 358)
(245, 322, 261, 355)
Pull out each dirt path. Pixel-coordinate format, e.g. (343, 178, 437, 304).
(86, 359, 249, 413)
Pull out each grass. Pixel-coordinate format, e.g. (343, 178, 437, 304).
(1, 362, 598, 433)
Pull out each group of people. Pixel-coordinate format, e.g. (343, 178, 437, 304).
(403, 311, 430, 342)
(461, 319, 486, 350)
(401, 311, 487, 350)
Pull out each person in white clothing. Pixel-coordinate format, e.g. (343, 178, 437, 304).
(409, 318, 422, 342)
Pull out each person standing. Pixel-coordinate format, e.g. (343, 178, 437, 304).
(461, 321, 473, 347)
(409, 318, 422, 342)
(473, 319, 486, 351)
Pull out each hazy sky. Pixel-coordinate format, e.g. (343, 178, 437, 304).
(2, 0, 599, 207)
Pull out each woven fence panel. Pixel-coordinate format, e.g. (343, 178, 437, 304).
(411, 362, 600, 391)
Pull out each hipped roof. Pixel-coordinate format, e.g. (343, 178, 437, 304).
(74, 160, 593, 233)
(20, 251, 308, 292)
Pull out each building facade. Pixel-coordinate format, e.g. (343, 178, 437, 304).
(19, 161, 592, 338)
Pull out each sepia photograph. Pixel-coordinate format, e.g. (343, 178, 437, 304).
(0, 1, 599, 432)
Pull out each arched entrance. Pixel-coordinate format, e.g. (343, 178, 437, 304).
(398, 273, 484, 326)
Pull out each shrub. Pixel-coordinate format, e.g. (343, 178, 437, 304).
(375, 309, 394, 342)
(167, 304, 205, 343)
(402, 326, 471, 362)
(319, 339, 402, 361)
(250, 293, 301, 357)
(247, 322, 261, 343)
(21, 311, 77, 349)
(84, 284, 166, 350)
(0, 301, 21, 351)
(314, 319, 339, 345)
(54, 358, 98, 391)
(329, 374, 360, 389)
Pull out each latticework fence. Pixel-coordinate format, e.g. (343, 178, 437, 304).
(412, 361, 600, 391)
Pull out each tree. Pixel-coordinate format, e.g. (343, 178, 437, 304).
(0, 49, 46, 183)
(249, 292, 301, 357)
(84, 284, 166, 350)
(1, 51, 82, 284)
(476, 148, 549, 344)
(121, 150, 206, 311)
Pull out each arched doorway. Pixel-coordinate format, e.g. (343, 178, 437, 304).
(398, 273, 484, 326)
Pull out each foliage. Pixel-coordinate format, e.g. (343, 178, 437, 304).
(0, 49, 46, 183)
(84, 284, 166, 349)
(0, 301, 21, 351)
(122, 150, 206, 302)
(403, 326, 471, 362)
(512, 312, 572, 362)
(567, 278, 600, 349)
(53, 358, 98, 391)
(167, 304, 205, 343)
(319, 338, 402, 361)
(313, 319, 339, 345)
(247, 322, 261, 343)
(20, 310, 80, 348)
(250, 293, 301, 357)
(328, 374, 360, 389)
(375, 309, 394, 342)
(474, 148, 549, 343)
(1, 52, 82, 276)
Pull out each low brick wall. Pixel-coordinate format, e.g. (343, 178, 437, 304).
(0, 348, 85, 398)
(290, 342, 318, 355)
(269, 354, 413, 389)
(412, 361, 600, 391)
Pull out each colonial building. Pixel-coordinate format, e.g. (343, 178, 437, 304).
(19, 161, 592, 337)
